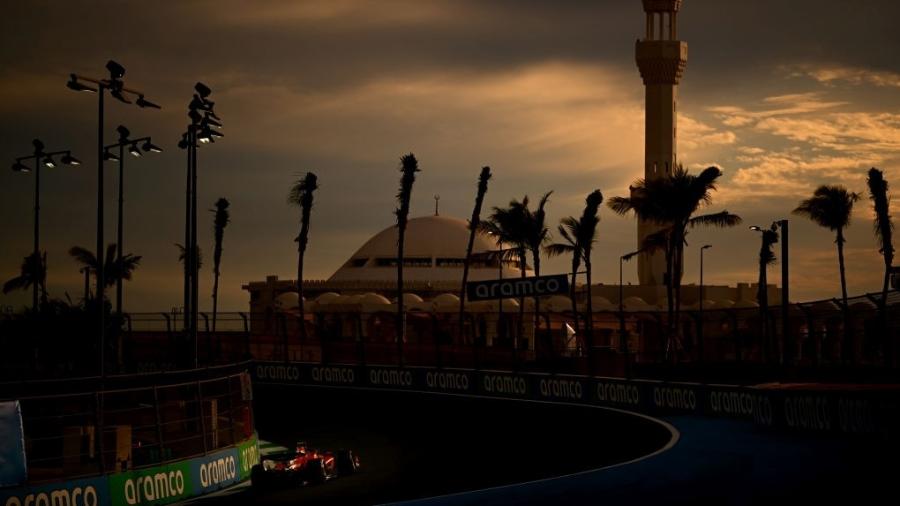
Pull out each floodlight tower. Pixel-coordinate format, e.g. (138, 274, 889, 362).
(635, 0, 688, 286)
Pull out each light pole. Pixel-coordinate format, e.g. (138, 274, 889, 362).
(750, 224, 779, 363)
(67, 61, 160, 378)
(182, 82, 223, 368)
(11, 140, 81, 311)
(776, 220, 789, 366)
(103, 126, 162, 315)
(699, 244, 712, 362)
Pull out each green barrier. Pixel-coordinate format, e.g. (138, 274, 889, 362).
(107, 460, 193, 506)
(236, 435, 261, 481)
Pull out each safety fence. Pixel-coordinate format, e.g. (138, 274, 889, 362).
(3, 290, 900, 381)
(2, 371, 255, 485)
(252, 361, 900, 438)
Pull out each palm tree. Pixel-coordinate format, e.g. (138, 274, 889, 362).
(459, 166, 492, 342)
(867, 168, 894, 364)
(210, 198, 230, 334)
(288, 173, 319, 343)
(525, 192, 553, 318)
(3, 252, 47, 308)
(545, 191, 603, 359)
(609, 166, 741, 354)
(395, 153, 420, 361)
(70, 245, 141, 289)
(793, 185, 860, 362)
(545, 219, 582, 336)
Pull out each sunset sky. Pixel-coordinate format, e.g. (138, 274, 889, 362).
(2, 0, 899, 312)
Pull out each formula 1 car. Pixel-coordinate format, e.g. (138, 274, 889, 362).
(250, 441, 360, 489)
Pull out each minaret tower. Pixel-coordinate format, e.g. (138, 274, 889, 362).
(635, 0, 688, 286)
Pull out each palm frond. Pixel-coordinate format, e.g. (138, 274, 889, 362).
(689, 210, 743, 228)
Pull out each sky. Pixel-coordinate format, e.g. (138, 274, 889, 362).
(1, 0, 899, 312)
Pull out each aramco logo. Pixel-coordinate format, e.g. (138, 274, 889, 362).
(653, 386, 698, 411)
(539, 378, 583, 400)
(369, 368, 413, 387)
(596, 382, 641, 406)
(311, 366, 355, 384)
(5, 486, 99, 506)
(240, 445, 260, 474)
(123, 471, 186, 504)
(482, 374, 527, 396)
(708, 390, 773, 426)
(255, 364, 299, 382)
(426, 371, 470, 391)
(199, 455, 237, 488)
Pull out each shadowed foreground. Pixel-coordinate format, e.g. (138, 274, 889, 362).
(205, 385, 673, 505)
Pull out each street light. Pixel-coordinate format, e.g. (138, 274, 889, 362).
(67, 60, 161, 378)
(10, 139, 80, 311)
(750, 224, 779, 363)
(182, 82, 223, 368)
(699, 244, 712, 362)
(104, 125, 162, 315)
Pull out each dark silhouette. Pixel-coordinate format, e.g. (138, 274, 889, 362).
(176, 243, 203, 270)
(793, 185, 860, 362)
(210, 198, 230, 334)
(525, 192, 553, 322)
(395, 154, 420, 361)
(289, 173, 319, 343)
(459, 167, 492, 342)
(547, 190, 603, 358)
(69, 245, 141, 289)
(3, 252, 47, 307)
(755, 224, 779, 362)
(609, 166, 741, 357)
(867, 168, 894, 364)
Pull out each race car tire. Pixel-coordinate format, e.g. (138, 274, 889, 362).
(336, 450, 359, 476)
(250, 464, 267, 489)
(306, 458, 327, 484)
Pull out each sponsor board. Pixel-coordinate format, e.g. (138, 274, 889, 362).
(237, 437, 261, 481)
(107, 460, 191, 506)
(255, 363, 301, 383)
(367, 367, 414, 389)
(648, 383, 702, 414)
(479, 372, 530, 398)
(536, 376, 586, 402)
(467, 274, 569, 302)
(423, 370, 473, 393)
(191, 448, 240, 495)
(706, 388, 774, 426)
(593, 379, 643, 408)
(1, 476, 107, 506)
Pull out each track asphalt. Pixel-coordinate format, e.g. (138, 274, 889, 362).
(189, 385, 894, 505)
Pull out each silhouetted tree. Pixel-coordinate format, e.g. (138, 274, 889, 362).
(609, 166, 741, 357)
(289, 173, 318, 342)
(793, 185, 860, 362)
(210, 198, 230, 334)
(395, 154, 420, 361)
(3, 252, 47, 308)
(458, 166, 492, 343)
(70, 245, 141, 290)
(176, 243, 202, 271)
(867, 168, 894, 364)
(545, 219, 582, 336)
(757, 224, 779, 362)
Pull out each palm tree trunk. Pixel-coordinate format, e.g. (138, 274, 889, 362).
(882, 265, 892, 367)
(585, 257, 594, 368)
(212, 272, 220, 334)
(397, 226, 406, 365)
(664, 241, 675, 359)
(517, 247, 526, 356)
(673, 240, 684, 360)
(458, 230, 479, 345)
(533, 252, 541, 350)
(570, 257, 580, 337)
(297, 244, 306, 344)
(836, 228, 852, 363)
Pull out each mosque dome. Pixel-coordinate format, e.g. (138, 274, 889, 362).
(328, 215, 529, 283)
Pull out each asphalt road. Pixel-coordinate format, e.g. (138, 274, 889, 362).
(203, 385, 673, 505)
(192, 385, 896, 505)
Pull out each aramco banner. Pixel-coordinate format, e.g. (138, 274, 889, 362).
(0, 435, 259, 506)
(466, 274, 569, 301)
(0, 401, 27, 487)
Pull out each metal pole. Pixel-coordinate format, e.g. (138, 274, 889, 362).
(33, 154, 40, 312)
(184, 136, 192, 338)
(191, 127, 199, 369)
(97, 87, 106, 379)
(619, 257, 625, 353)
(116, 143, 125, 315)
(780, 220, 790, 366)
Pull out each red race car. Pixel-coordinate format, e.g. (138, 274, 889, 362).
(250, 441, 360, 489)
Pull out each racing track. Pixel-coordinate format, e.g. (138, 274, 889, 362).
(205, 384, 676, 505)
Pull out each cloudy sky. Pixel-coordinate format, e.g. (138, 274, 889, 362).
(1, 0, 899, 312)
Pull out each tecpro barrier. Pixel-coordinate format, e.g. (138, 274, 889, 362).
(0, 435, 259, 506)
(253, 361, 900, 437)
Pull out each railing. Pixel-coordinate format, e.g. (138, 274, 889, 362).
(7, 372, 254, 484)
(2, 290, 899, 381)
